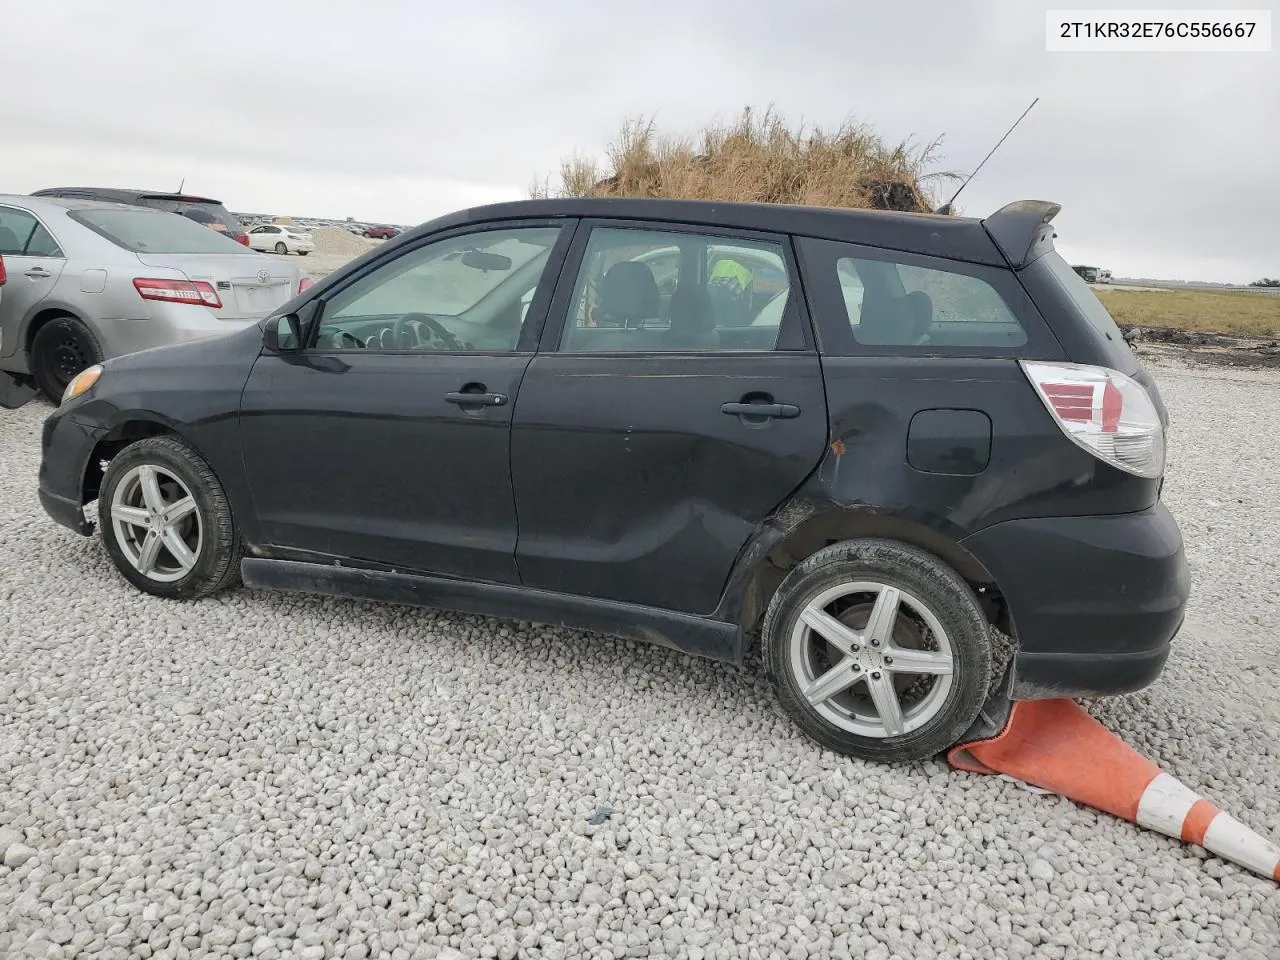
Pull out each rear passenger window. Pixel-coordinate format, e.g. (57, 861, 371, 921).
(558, 227, 792, 353)
(837, 256, 1026, 348)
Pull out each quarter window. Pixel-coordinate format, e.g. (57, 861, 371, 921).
(559, 227, 792, 353)
(836, 255, 1026, 348)
(312, 226, 562, 353)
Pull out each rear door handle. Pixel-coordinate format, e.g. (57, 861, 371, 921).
(24, 268, 52, 279)
(720, 401, 800, 419)
(445, 391, 508, 407)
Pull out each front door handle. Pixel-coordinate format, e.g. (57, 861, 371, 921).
(720, 401, 800, 419)
(445, 390, 507, 407)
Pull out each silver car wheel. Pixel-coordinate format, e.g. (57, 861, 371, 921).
(788, 581, 956, 738)
(109, 464, 203, 583)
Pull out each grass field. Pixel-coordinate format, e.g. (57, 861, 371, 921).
(1095, 287, 1280, 338)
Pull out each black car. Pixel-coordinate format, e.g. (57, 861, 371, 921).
(37, 197, 1189, 762)
(30, 188, 250, 246)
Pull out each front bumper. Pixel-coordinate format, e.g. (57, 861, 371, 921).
(961, 503, 1190, 700)
(38, 407, 104, 536)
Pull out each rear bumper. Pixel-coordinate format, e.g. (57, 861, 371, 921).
(92, 313, 258, 360)
(961, 503, 1190, 700)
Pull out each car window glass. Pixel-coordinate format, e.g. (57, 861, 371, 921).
(24, 222, 63, 257)
(70, 208, 248, 253)
(0, 207, 41, 255)
(313, 226, 562, 353)
(837, 255, 1026, 348)
(559, 228, 789, 353)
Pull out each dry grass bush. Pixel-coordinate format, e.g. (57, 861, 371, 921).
(531, 107, 959, 213)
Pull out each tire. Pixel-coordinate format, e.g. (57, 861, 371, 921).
(96, 437, 243, 600)
(762, 539, 992, 762)
(274, 242, 288, 255)
(30, 316, 103, 405)
(298, 251, 309, 256)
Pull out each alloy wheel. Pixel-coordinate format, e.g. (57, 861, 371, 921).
(109, 464, 203, 583)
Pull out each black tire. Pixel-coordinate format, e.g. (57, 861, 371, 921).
(762, 539, 992, 762)
(298, 251, 309, 256)
(97, 437, 243, 600)
(274, 242, 288, 255)
(31, 316, 102, 405)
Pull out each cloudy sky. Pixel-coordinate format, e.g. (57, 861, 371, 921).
(2, 0, 1275, 282)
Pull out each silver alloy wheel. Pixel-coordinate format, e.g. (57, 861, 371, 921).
(788, 581, 956, 738)
(109, 464, 202, 583)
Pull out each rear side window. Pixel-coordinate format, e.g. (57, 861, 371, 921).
(70, 208, 251, 254)
(798, 237, 1046, 356)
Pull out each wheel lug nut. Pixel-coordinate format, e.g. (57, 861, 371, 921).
(871, 671, 882, 680)
(851, 664, 861, 672)
(884, 657, 893, 665)
(870, 639, 880, 647)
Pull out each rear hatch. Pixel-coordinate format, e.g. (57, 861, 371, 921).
(136, 252, 297, 319)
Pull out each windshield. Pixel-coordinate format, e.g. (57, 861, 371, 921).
(136, 197, 244, 234)
(71, 208, 255, 254)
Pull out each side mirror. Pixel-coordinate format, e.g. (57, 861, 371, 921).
(264, 313, 302, 352)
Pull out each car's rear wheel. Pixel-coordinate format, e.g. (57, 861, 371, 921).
(31, 316, 102, 405)
(97, 437, 243, 600)
(763, 539, 992, 762)
(274, 242, 288, 255)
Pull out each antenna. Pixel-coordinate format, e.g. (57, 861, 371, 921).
(177, 177, 186, 194)
(935, 97, 1039, 215)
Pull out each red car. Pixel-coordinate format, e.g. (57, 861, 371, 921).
(364, 225, 400, 239)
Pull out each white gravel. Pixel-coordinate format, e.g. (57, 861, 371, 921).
(1, 356, 1278, 959)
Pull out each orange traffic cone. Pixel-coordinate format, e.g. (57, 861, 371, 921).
(948, 698, 1280, 883)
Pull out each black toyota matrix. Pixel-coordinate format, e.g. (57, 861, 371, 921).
(38, 197, 1189, 762)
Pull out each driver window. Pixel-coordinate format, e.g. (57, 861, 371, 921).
(312, 226, 562, 353)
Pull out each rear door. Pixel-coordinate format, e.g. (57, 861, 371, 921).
(0, 204, 67, 359)
(510, 221, 829, 616)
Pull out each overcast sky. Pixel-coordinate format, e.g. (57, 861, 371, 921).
(2, 0, 1275, 282)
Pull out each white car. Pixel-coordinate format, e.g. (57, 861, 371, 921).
(247, 224, 314, 257)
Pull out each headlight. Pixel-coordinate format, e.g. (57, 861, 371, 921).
(62, 364, 103, 405)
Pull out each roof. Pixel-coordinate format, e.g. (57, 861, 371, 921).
(0, 194, 138, 213)
(30, 187, 225, 205)
(414, 197, 1012, 266)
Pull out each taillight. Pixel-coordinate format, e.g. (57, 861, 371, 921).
(1022, 361, 1165, 478)
(0, 254, 6, 286)
(298, 276, 315, 295)
(234, 233, 250, 246)
(133, 277, 223, 309)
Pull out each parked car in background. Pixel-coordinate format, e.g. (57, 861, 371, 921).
(0, 195, 311, 403)
(364, 225, 400, 239)
(344, 223, 369, 236)
(246, 223, 314, 256)
(37, 196, 1187, 763)
(1072, 264, 1100, 283)
(31, 188, 251, 246)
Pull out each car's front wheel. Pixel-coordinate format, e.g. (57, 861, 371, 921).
(97, 437, 242, 600)
(763, 539, 992, 762)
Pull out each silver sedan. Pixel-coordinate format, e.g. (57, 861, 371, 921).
(0, 195, 312, 404)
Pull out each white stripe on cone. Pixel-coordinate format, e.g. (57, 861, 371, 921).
(1136, 773, 1280, 882)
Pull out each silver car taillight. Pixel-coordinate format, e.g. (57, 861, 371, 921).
(1021, 360, 1165, 478)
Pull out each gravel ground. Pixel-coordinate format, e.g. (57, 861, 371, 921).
(1, 358, 1278, 960)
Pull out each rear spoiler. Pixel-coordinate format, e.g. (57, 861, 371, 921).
(982, 200, 1061, 268)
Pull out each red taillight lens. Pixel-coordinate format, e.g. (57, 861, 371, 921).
(234, 233, 250, 246)
(0, 254, 6, 286)
(133, 277, 222, 308)
(1023, 361, 1165, 478)
(298, 276, 315, 295)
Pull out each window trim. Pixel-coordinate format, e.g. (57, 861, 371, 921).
(538, 218, 817, 356)
(301, 218, 579, 357)
(0, 204, 66, 259)
(795, 236, 1061, 359)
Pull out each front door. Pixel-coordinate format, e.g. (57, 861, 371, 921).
(511, 222, 829, 616)
(239, 220, 573, 583)
(0, 204, 66, 360)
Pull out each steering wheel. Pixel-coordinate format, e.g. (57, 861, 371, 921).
(391, 312, 464, 351)
(336, 330, 365, 349)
